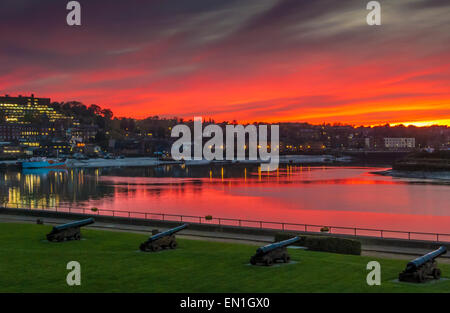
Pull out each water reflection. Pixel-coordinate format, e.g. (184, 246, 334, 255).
(0, 165, 449, 233)
(0, 168, 114, 209)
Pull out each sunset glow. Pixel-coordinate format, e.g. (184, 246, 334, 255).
(389, 119, 450, 127)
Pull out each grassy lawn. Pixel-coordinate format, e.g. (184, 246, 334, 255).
(0, 223, 449, 293)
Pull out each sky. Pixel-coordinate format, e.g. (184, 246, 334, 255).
(0, 0, 449, 126)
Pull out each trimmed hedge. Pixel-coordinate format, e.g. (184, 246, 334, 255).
(274, 233, 361, 255)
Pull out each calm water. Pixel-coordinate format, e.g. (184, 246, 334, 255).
(1, 165, 449, 236)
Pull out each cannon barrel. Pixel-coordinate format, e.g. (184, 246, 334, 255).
(52, 218, 95, 231)
(148, 224, 188, 242)
(257, 236, 300, 255)
(407, 246, 447, 270)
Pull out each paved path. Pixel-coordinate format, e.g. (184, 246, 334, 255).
(1, 213, 449, 263)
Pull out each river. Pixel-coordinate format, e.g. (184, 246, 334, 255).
(1, 165, 449, 239)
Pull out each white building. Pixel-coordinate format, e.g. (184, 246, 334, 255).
(384, 138, 415, 149)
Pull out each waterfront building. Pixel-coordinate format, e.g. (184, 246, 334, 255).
(0, 144, 29, 157)
(40, 140, 72, 156)
(0, 94, 69, 124)
(67, 125, 99, 142)
(384, 137, 415, 149)
(0, 124, 37, 141)
(0, 123, 65, 142)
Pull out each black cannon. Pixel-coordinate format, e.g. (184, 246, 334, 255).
(46, 218, 95, 242)
(140, 224, 188, 252)
(399, 246, 447, 283)
(250, 236, 300, 266)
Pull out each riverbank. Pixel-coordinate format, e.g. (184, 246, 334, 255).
(1, 154, 355, 169)
(0, 156, 182, 169)
(0, 222, 449, 292)
(393, 151, 450, 171)
(66, 157, 178, 168)
(3, 212, 448, 263)
(374, 169, 450, 181)
(1, 207, 448, 253)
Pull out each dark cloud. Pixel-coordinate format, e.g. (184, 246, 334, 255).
(1, 0, 448, 70)
(406, 0, 450, 9)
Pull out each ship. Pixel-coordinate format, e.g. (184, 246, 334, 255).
(21, 157, 67, 169)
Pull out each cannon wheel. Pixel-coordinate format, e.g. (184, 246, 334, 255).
(265, 259, 273, 266)
(152, 244, 163, 252)
(250, 257, 256, 265)
(283, 254, 290, 263)
(432, 268, 441, 280)
(169, 241, 177, 249)
(74, 233, 81, 240)
(416, 271, 425, 283)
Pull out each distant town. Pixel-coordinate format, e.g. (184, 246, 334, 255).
(1, 94, 449, 161)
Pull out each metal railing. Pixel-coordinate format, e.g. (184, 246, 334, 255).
(1, 202, 450, 243)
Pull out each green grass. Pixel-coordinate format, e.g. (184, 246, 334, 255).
(0, 223, 449, 292)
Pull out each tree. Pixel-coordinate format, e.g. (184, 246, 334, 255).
(88, 104, 102, 115)
(101, 109, 113, 120)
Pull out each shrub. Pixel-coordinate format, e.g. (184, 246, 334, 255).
(205, 215, 213, 221)
(91, 207, 98, 212)
(274, 233, 361, 255)
(304, 236, 361, 255)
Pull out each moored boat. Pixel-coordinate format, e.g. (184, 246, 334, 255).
(21, 157, 67, 169)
